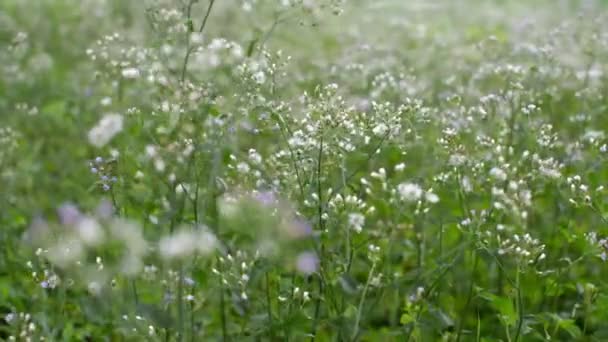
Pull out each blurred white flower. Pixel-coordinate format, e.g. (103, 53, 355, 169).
(348, 213, 365, 233)
(372, 123, 388, 136)
(47, 237, 84, 268)
(110, 219, 147, 257)
(425, 192, 440, 204)
(76, 216, 105, 246)
(397, 182, 423, 202)
(88, 114, 123, 147)
(121, 67, 140, 79)
(159, 227, 217, 259)
(253, 71, 266, 84)
(88, 281, 102, 296)
(489, 167, 507, 182)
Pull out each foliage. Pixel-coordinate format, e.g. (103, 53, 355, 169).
(1, 0, 608, 340)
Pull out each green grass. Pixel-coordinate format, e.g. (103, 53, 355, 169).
(1, 0, 608, 340)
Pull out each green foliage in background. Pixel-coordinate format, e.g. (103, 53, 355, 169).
(1, 0, 608, 340)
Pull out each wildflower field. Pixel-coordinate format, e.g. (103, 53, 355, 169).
(2, 0, 608, 340)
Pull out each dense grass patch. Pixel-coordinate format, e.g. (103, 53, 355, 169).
(1, 0, 608, 340)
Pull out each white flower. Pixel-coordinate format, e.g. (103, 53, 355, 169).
(110, 219, 148, 257)
(236, 162, 250, 174)
(449, 154, 466, 166)
(47, 237, 84, 268)
(372, 123, 388, 136)
(425, 192, 440, 204)
(198, 229, 218, 255)
(489, 167, 507, 182)
(88, 281, 102, 296)
(539, 166, 561, 179)
(76, 216, 105, 246)
(159, 227, 217, 259)
(121, 67, 140, 79)
(253, 71, 266, 84)
(397, 182, 423, 202)
(248, 149, 262, 164)
(394, 163, 406, 172)
(348, 213, 365, 233)
(4, 313, 15, 323)
(88, 114, 124, 147)
(159, 230, 197, 259)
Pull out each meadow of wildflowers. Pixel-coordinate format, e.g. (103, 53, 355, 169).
(2, 0, 608, 340)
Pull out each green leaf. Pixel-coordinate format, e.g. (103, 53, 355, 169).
(344, 304, 358, 319)
(480, 292, 516, 326)
(558, 319, 582, 338)
(400, 313, 414, 325)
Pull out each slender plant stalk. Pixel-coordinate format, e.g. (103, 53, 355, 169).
(513, 264, 524, 342)
(266, 271, 274, 338)
(351, 262, 376, 341)
(311, 136, 325, 341)
(455, 250, 479, 342)
(177, 263, 185, 342)
(181, 0, 217, 82)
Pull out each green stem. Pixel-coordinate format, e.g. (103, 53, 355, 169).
(177, 263, 185, 342)
(266, 271, 274, 338)
(513, 264, 524, 342)
(456, 250, 479, 342)
(351, 262, 376, 341)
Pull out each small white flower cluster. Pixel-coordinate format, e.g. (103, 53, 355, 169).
(213, 250, 259, 304)
(490, 179, 532, 221)
(327, 192, 371, 233)
(192, 38, 244, 71)
(566, 174, 601, 206)
(396, 182, 439, 205)
(3, 312, 37, 342)
(348, 212, 365, 233)
(0, 126, 20, 169)
(497, 233, 546, 266)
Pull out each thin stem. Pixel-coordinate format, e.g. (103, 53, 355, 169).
(190, 288, 196, 341)
(266, 271, 274, 338)
(181, 0, 216, 82)
(177, 263, 185, 342)
(180, 0, 196, 83)
(311, 136, 325, 341)
(218, 261, 228, 342)
(198, 0, 216, 33)
(351, 262, 376, 341)
(310, 274, 323, 342)
(513, 264, 524, 342)
(455, 250, 479, 342)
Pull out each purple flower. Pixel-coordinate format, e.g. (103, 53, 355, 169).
(57, 203, 82, 226)
(253, 191, 277, 207)
(285, 219, 312, 239)
(96, 199, 114, 219)
(296, 251, 319, 275)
